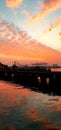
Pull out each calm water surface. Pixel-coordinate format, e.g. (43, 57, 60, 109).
(0, 80, 61, 130)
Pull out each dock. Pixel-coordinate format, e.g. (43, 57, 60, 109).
(0, 66, 61, 95)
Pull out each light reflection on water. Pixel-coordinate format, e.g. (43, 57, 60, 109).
(0, 80, 61, 130)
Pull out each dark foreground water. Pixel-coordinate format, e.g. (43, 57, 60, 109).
(0, 81, 61, 130)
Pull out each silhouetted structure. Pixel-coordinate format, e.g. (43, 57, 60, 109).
(0, 62, 61, 95)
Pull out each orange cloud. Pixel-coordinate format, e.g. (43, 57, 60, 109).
(49, 18, 61, 31)
(59, 32, 61, 36)
(0, 21, 61, 65)
(59, 32, 61, 41)
(29, 0, 61, 25)
(43, 18, 61, 35)
(6, 0, 23, 8)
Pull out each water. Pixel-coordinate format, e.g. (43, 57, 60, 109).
(0, 81, 61, 130)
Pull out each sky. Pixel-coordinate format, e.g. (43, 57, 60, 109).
(0, 0, 61, 65)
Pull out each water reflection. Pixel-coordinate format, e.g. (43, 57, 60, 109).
(0, 80, 61, 130)
(46, 78, 50, 85)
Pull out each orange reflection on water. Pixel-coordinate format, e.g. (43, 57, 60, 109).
(41, 119, 61, 130)
(0, 81, 61, 130)
(0, 81, 32, 115)
(47, 97, 61, 112)
(7, 126, 16, 130)
(0, 125, 16, 130)
(26, 107, 61, 130)
(26, 107, 40, 121)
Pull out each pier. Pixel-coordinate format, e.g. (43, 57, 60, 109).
(0, 66, 61, 95)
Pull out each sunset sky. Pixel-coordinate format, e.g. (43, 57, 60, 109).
(0, 0, 61, 65)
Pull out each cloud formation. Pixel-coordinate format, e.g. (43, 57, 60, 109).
(29, 0, 61, 25)
(6, 0, 23, 8)
(0, 21, 61, 65)
(43, 17, 61, 34)
(59, 32, 61, 36)
(49, 18, 61, 31)
(59, 32, 61, 41)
